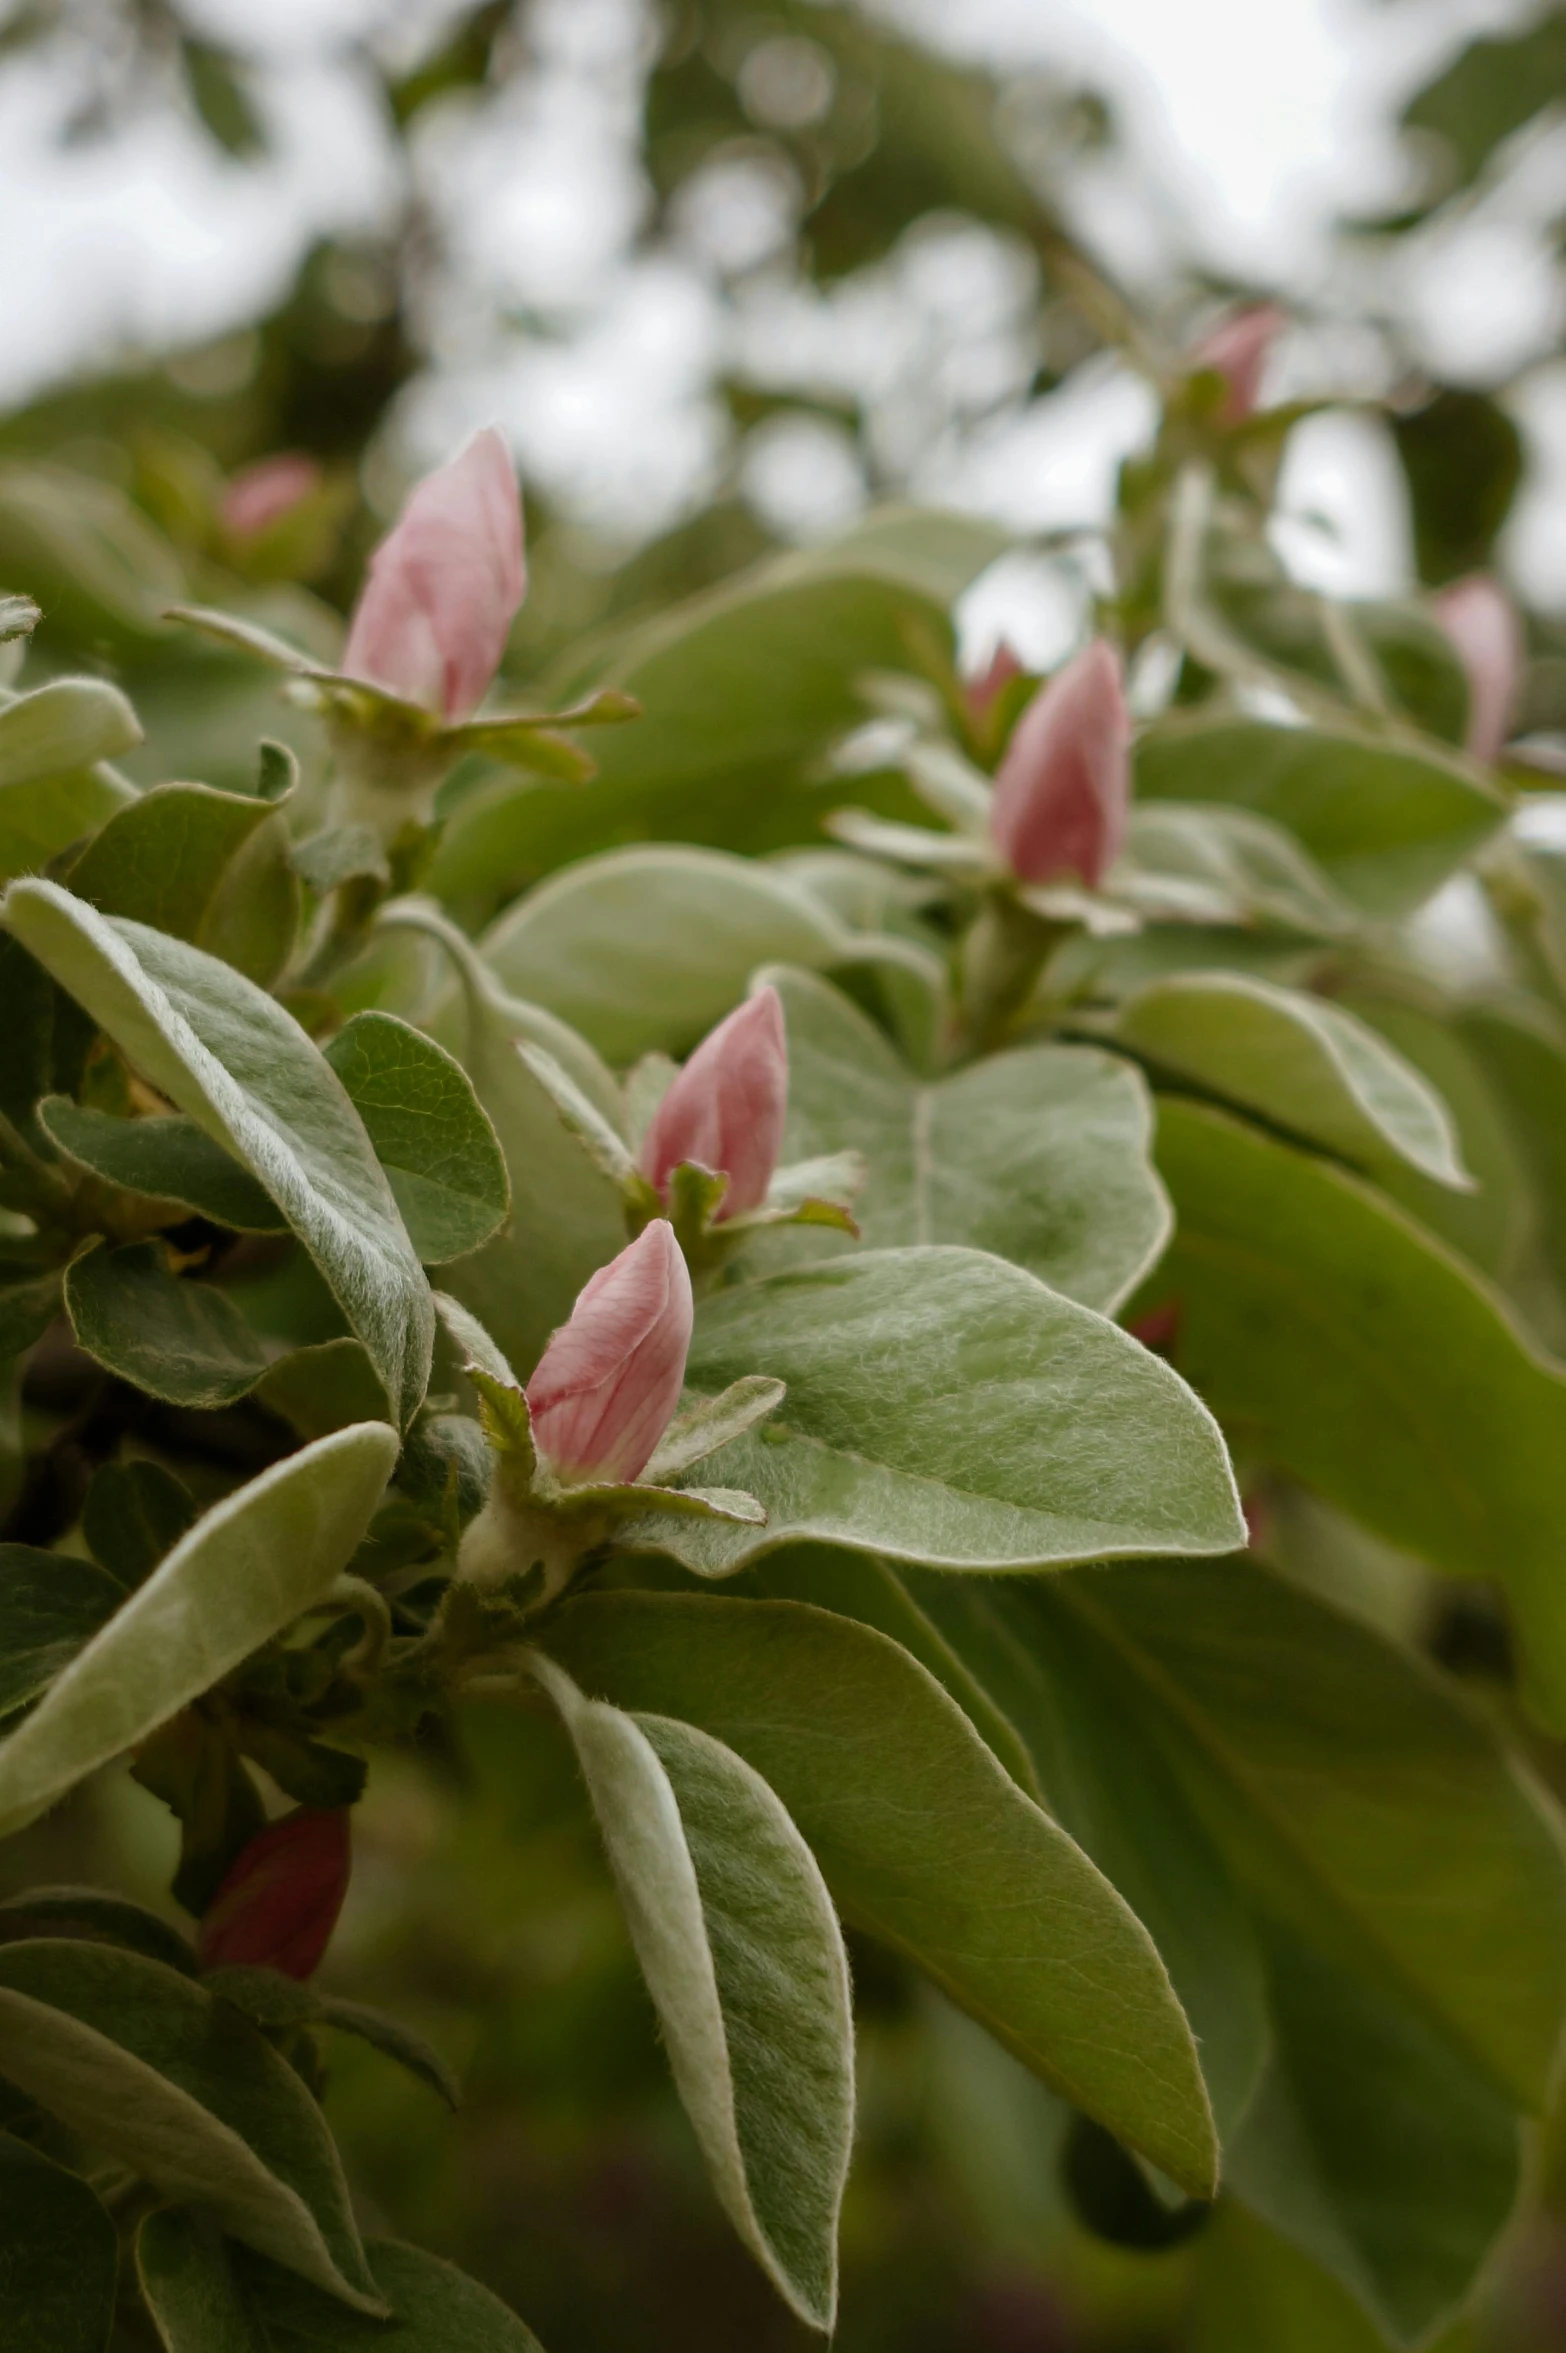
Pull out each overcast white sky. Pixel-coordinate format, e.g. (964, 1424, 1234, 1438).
(3, 0, 1565, 607)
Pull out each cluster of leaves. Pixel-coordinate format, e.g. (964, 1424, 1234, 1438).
(0, 331, 1564, 2353)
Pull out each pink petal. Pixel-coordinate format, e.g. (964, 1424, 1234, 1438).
(222, 453, 321, 539)
(1192, 304, 1287, 427)
(640, 987, 789, 1218)
(989, 639, 1131, 890)
(526, 1220, 694, 1485)
(342, 426, 525, 719)
(1433, 574, 1523, 767)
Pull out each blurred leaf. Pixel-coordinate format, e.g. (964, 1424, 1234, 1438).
(182, 41, 266, 159)
(429, 511, 1008, 903)
(322, 1012, 509, 1266)
(540, 1590, 1219, 2196)
(0, 2134, 117, 2353)
(253, 1339, 390, 1441)
(0, 1941, 382, 2309)
(66, 1241, 270, 1408)
(1114, 972, 1473, 1188)
(3, 883, 433, 1424)
(1230, 1928, 1517, 2346)
(1138, 1098, 1566, 1728)
(0, 462, 187, 642)
(765, 965, 1170, 1311)
(1133, 719, 1505, 914)
(0, 1422, 397, 1838)
(1393, 392, 1524, 586)
(531, 1653, 853, 2329)
(0, 677, 141, 787)
(139, 2215, 545, 2348)
(1402, 13, 1566, 197)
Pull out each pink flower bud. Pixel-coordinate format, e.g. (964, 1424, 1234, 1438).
(640, 987, 788, 1219)
(1433, 573, 1523, 767)
(526, 1220, 694, 1486)
(221, 453, 321, 540)
(989, 639, 1131, 890)
(342, 426, 525, 720)
(198, 1808, 351, 1981)
(1191, 304, 1287, 427)
(966, 639, 1024, 726)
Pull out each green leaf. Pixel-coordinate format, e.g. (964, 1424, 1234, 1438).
(402, 919, 623, 1375)
(1229, 1928, 1518, 2346)
(322, 1012, 509, 1266)
(0, 1269, 62, 1362)
(65, 782, 290, 953)
(66, 1242, 270, 1409)
(79, 1460, 192, 1597)
(0, 1545, 125, 1716)
(315, 2001, 461, 2111)
(0, 1886, 196, 1975)
(1133, 719, 1505, 915)
(643, 1377, 788, 1482)
(1115, 803, 1358, 936)
(3, 883, 433, 1425)
(1139, 1099, 1566, 1728)
(428, 510, 1008, 903)
(1114, 973, 1472, 1188)
(0, 461, 187, 641)
(0, 1421, 397, 1838)
(885, 1568, 1268, 2146)
(253, 1340, 390, 1440)
(139, 2214, 547, 2350)
(134, 1709, 266, 1915)
(39, 1097, 285, 1232)
(481, 846, 856, 1062)
(530, 1653, 853, 2328)
(538, 1590, 1218, 2196)
(618, 1247, 1241, 1576)
(0, 1940, 382, 2311)
(0, 2134, 117, 2353)
(0, 677, 141, 790)
(0, 688, 138, 888)
(765, 966, 1170, 1312)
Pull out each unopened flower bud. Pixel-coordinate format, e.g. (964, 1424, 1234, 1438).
(1434, 573, 1523, 767)
(989, 639, 1131, 890)
(198, 1808, 351, 1981)
(221, 454, 321, 541)
(526, 1220, 694, 1486)
(343, 427, 525, 720)
(1192, 304, 1286, 427)
(640, 988, 788, 1219)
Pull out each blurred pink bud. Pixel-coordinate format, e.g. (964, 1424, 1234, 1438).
(966, 639, 1024, 725)
(640, 987, 788, 1219)
(198, 1808, 350, 1981)
(989, 639, 1131, 890)
(526, 1220, 694, 1485)
(1434, 573, 1523, 766)
(222, 454, 321, 540)
(1192, 304, 1287, 427)
(342, 426, 524, 720)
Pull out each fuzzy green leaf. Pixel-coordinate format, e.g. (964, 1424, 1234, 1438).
(2, 883, 432, 1424)
(0, 1422, 397, 1838)
(323, 1012, 509, 1266)
(0, 2134, 118, 2353)
(764, 966, 1170, 1312)
(540, 1591, 1217, 2197)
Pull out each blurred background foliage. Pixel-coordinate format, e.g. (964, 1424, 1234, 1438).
(5, 1, 1566, 2346)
